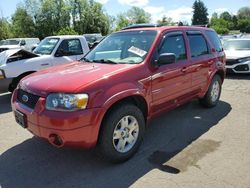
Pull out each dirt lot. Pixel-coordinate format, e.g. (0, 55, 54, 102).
(0, 75, 250, 188)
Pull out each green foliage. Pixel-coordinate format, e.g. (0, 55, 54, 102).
(11, 7, 36, 37)
(192, 0, 209, 25)
(157, 16, 175, 26)
(212, 26, 229, 34)
(238, 19, 250, 33)
(237, 7, 250, 19)
(115, 7, 151, 31)
(127, 7, 151, 24)
(210, 6, 250, 34)
(0, 18, 11, 40)
(220, 11, 232, 21)
(54, 27, 79, 35)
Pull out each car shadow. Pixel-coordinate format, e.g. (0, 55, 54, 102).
(0, 92, 12, 114)
(226, 73, 250, 80)
(0, 100, 231, 188)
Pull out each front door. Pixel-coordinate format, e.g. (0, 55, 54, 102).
(52, 38, 84, 66)
(151, 31, 192, 114)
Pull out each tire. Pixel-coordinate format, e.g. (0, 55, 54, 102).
(199, 75, 222, 108)
(8, 78, 19, 92)
(98, 103, 145, 163)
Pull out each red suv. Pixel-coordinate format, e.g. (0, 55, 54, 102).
(12, 25, 226, 162)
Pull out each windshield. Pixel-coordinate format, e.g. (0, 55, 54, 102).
(2, 39, 20, 45)
(33, 38, 59, 55)
(224, 40, 250, 50)
(83, 30, 157, 64)
(0, 40, 5, 45)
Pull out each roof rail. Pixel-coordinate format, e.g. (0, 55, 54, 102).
(121, 24, 160, 30)
(191, 24, 210, 28)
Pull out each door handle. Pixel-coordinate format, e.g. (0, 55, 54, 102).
(41, 63, 49, 66)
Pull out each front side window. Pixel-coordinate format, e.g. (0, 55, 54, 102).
(188, 33, 209, 57)
(159, 34, 187, 61)
(83, 30, 157, 64)
(33, 38, 59, 55)
(56, 39, 83, 56)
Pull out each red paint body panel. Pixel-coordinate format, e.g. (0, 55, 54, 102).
(12, 26, 226, 148)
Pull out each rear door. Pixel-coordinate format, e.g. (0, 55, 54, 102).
(186, 31, 215, 92)
(151, 31, 193, 114)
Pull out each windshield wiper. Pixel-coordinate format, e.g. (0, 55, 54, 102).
(92, 59, 118, 64)
(81, 57, 92, 62)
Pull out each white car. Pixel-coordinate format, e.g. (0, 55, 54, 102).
(224, 39, 250, 74)
(0, 38, 40, 53)
(0, 35, 89, 92)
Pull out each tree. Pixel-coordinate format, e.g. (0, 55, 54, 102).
(238, 19, 250, 33)
(11, 7, 36, 37)
(192, 0, 209, 25)
(157, 16, 174, 26)
(68, 0, 110, 35)
(54, 27, 79, 35)
(0, 18, 11, 39)
(127, 7, 151, 24)
(115, 13, 129, 31)
(237, 7, 250, 19)
(220, 11, 232, 21)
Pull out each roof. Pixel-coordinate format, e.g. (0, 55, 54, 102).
(118, 25, 214, 33)
(46, 35, 85, 39)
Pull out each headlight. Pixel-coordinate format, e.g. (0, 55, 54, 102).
(238, 57, 250, 63)
(46, 93, 88, 111)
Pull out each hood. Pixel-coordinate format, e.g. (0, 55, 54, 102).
(225, 49, 250, 59)
(0, 49, 39, 66)
(20, 62, 135, 96)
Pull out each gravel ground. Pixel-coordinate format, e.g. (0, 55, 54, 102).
(0, 74, 250, 188)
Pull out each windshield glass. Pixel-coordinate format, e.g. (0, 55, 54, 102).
(83, 30, 157, 64)
(224, 40, 250, 50)
(33, 38, 59, 55)
(0, 40, 5, 45)
(2, 39, 20, 45)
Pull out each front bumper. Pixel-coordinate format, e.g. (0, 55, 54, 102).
(226, 62, 250, 74)
(11, 89, 105, 148)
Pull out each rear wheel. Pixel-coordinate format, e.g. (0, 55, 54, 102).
(199, 75, 222, 108)
(98, 103, 145, 163)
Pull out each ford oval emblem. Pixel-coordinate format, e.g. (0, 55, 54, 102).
(22, 95, 29, 103)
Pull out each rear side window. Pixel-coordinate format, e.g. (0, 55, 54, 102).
(160, 34, 187, 61)
(187, 33, 209, 57)
(205, 31, 223, 52)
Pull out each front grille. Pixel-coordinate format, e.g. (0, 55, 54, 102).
(226, 59, 239, 66)
(234, 64, 249, 72)
(0, 48, 9, 53)
(17, 89, 40, 109)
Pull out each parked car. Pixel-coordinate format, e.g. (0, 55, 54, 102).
(0, 38, 40, 53)
(12, 25, 225, 162)
(0, 40, 5, 46)
(0, 35, 89, 92)
(224, 39, 250, 73)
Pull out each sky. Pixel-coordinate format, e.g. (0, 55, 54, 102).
(0, 0, 249, 23)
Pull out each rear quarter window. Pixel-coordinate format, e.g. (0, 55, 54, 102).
(205, 31, 223, 52)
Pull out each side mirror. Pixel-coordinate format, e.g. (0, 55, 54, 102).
(157, 53, 176, 66)
(55, 49, 66, 57)
(20, 40, 26, 46)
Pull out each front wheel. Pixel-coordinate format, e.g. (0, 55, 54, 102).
(98, 103, 145, 163)
(199, 75, 222, 108)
